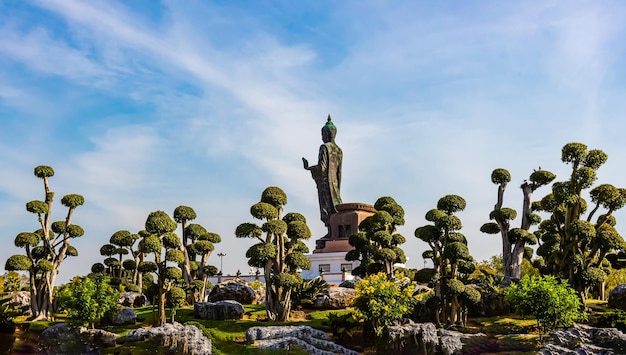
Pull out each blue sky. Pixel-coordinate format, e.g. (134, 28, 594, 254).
(2, 0, 626, 283)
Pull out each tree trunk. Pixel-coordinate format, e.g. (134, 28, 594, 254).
(158, 285, 166, 326)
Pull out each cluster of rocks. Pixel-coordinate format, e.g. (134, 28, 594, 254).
(118, 291, 149, 307)
(125, 322, 212, 355)
(538, 324, 626, 354)
(313, 287, 355, 309)
(246, 325, 358, 355)
(41, 323, 119, 354)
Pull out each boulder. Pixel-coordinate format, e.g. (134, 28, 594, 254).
(439, 329, 488, 355)
(538, 324, 626, 354)
(387, 319, 437, 354)
(125, 322, 211, 355)
(9, 291, 30, 308)
(41, 323, 119, 354)
(112, 307, 137, 325)
(338, 279, 358, 289)
(194, 300, 244, 320)
(207, 280, 256, 304)
(246, 325, 358, 355)
(608, 284, 626, 311)
(312, 287, 355, 309)
(118, 292, 149, 307)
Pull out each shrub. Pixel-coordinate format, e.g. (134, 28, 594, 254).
(504, 275, 585, 337)
(58, 276, 119, 329)
(353, 272, 416, 336)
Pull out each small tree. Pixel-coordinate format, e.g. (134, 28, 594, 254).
(166, 286, 186, 323)
(346, 196, 407, 279)
(138, 211, 183, 326)
(235, 186, 312, 321)
(58, 276, 119, 329)
(353, 272, 416, 336)
(5, 165, 85, 320)
(504, 275, 584, 338)
(414, 194, 479, 327)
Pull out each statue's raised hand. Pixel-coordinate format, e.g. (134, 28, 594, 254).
(302, 157, 309, 170)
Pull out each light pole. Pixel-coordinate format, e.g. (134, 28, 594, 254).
(217, 252, 226, 274)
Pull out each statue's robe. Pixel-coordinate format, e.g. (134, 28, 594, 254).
(309, 142, 342, 230)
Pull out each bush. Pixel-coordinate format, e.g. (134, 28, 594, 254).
(504, 275, 585, 337)
(58, 276, 119, 329)
(596, 310, 626, 333)
(354, 272, 416, 336)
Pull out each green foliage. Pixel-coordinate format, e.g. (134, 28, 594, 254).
(145, 211, 177, 235)
(504, 275, 585, 336)
(26, 200, 48, 214)
(173, 205, 197, 223)
(291, 277, 330, 308)
(353, 272, 416, 336)
(491, 168, 512, 184)
(596, 309, 626, 333)
(326, 311, 361, 340)
(260, 186, 288, 208)
(34, 165, 55, 178)
(58, 276, 119, 329)
(348, 196, 408, 279)
(60, 194, 85, 208)
(5, 255, 32, 271)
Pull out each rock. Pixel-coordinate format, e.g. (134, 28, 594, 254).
(194, 300, 244, 320)
(538, 324, 626, 354)
(468, 291, 510, 317)
(439, 329, 488, 355)
(41, 323, 119, 354)
(387, 319, 437, 354)
(338, 278, 358, 289)
(246, 325, 358, 355)
(208, 280, 256, 304)
(118, 292, 149, 307)
(112, 307, 137, 325)
(125, 322, 212, 355)
(609, 284, 626, 311)
(313, 287, 355, 309)
(9, 291, 30, 308)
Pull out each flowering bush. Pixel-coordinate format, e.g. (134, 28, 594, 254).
(353, 272, 417, 336)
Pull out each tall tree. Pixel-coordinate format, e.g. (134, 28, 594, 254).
(345, 196, 407, 279)
(235, 186, 312, 322)
(184, 223, 220, 302)
(480, 168, 555, 279)
(5, 165, 85, 320)
(173, 205, 197, 284)
(533, 143, 626, 304)
(415, 195, 479, 327)
(137, 211, 184, 326)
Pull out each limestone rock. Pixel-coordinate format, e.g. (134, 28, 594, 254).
(112, 307, 137, 325)
(388, 319, 437, 354)
(609, 284, 626, 311)
(207, 280, 256, 304)
(338, 278, 358, 289)
(9, 291, 30, 308)
(125, 322, 212, 355)
(194, 300, 244, 320)
(313, 287, 355, 309)
(246, 325, 358, 355)
(118, 292, 149, 307)
(439, 329, 488, 355)
(538, 324, 626, 354)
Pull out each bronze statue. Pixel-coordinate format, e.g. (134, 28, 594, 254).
(303, 115, 343, 235)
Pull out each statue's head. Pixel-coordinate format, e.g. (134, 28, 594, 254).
(321, 115, 337, 143)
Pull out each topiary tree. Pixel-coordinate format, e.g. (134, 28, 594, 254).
(481, 167, 555, 279)
(57, 276, 119, 329)
(235, 186, 312, 321)
(166, 286, 186, 323)
(173, 205, 197, 284)
(532, 143, 626, 305)
(184, 222, 220, 302)
(345, 196, 407, 279)
(414, 194, 479, 327)
(4, 165, 85, 320)
(137, 211, 183, 326)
